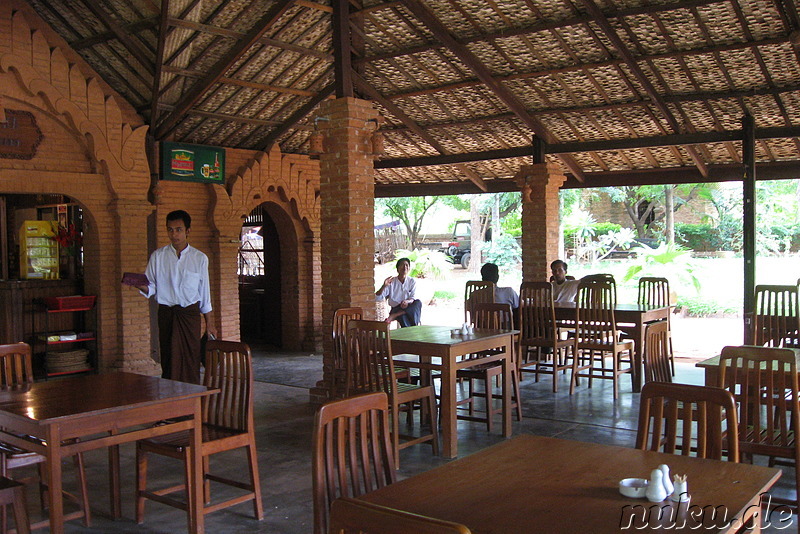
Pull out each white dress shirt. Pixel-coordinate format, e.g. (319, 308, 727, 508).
(552, 279, 580, 303)
(495, 286, 519, 309)
(376, 276, 417, 308)
(142, 244, 212, 313)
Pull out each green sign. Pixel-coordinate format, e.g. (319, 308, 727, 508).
(160, 141, 225, 184)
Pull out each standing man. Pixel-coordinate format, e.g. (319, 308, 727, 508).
(135, 210, 216, 383)
(376, 257, 422, 327)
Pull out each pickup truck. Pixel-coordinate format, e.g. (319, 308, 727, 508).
(439, 220, 491, 269)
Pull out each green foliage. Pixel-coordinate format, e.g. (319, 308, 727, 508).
(674, 223, 723, 251)
(394, 248, 451, 279)
(433, 289, 457, 301)
(376, 197, 439, 249)
(564, 222, 622, 243)
(675, 296, 739, 317)
(623, 242, 701, 293)
(500, 208, 522, 237)
(484, 234, 521, 267)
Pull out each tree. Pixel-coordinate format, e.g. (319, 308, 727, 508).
(375, 196, 440, 249)
(602, 184, 703, 239)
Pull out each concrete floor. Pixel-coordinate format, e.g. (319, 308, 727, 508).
(22, 350, 798, 533)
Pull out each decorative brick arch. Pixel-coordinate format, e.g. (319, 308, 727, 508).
(0, 5, 156, 373)
(210, 145, 322, 351)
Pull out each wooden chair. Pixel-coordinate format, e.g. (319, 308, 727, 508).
(638, 277, 675, 375)
(332, 307, 364, 399)
(346, 320, 438, 469)
(580, 273, 617, 306)
(717, 345, 800, 508)
(636, 381, 739, 462)
(329, 497, 472, 534)
(753, 285, 799, 348)
(456, 303, 522, 431)
(312, 392, 397, 534)
(464, 281, 494, 324)
(0, 477, 29, 534)
(136, 340, 263, 529)
(572, 280, 633, 399)
(0, 343, 90, 531)
(643, 321, 672, 384)
(518, 282, 584, 393)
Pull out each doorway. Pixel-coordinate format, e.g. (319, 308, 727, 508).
(239, 205, 282, 346)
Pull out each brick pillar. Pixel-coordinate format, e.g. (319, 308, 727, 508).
(312, 97, 379, 402)
(516, 163, 566, 282)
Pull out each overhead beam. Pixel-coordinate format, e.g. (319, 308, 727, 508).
(259, 83, 335, 151)
(352, 72, 488, 191)
(154, 0, 296, 139)
(578, 0, 708, 178)
(374, 126, 800, 169)
(402, 0, 585, 182)
(81, 0, 155, 72)
(332, 0, 353, 97)
(149, 0, 170, 126)
(70, 17, 158, 50)
(374, 160, 800, 197)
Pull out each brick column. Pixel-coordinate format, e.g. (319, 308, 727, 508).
(313, 97, 379, 402)
(516, 163, 566, 282)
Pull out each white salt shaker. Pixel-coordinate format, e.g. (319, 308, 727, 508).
(659, 464, 674, 497)
(646, 468, 667, 502)
(671, 474, 690, 503)
(461, 322, 469, 335)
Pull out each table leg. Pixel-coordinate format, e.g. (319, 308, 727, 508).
(45, 426, 64, 534)
(502, 337, 511, 437)
(632, 321, 644, 392)
(188, 397, 205, 533)
(109, 443, 121, 518)
(441, 364, 456, 458)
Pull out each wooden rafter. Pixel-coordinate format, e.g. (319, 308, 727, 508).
(353, 71, 488, 191)
(333, 0, 353, 98)
(154, 0, 297, 139)
(70, 17, 158, 50)
(149, 0, 170, 126)
(81, 0, 154, 72)
(259, 83, 335, 151)
(402, 0, 585, 182)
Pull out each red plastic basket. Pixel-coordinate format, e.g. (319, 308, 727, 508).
(44, 295, 96, 311)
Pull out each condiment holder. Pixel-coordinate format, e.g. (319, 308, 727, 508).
(618, 478, 648, 498)
(619, 465, 688, 503)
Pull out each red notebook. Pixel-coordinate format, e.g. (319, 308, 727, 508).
(121, 272, 149, 287)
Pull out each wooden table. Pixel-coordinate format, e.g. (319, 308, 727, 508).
(696, 350, 800, 386)
(0, 372, 215, 533)
(360, 434, 782, 533)
(389, 325, 514, 458)
(555, 302, 671, 393)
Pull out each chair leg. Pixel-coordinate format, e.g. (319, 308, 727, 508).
(426, 390, 440, 457)
(203, 455, 211, 504)
(135, 444, 147, 524)
(182, 449, 194, 533)
(246, 440, 264, 520)
(73, 453, 91, 527)
(485, 371, 494, 433)
(391, 404, 401, 470)
(9, 482, 29, 534)
(511, 368, 522, 422)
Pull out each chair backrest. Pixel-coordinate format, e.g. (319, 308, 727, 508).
(0, 343, 33, 388)
(329, 497, 472, 534)
(203, 340, 253, 432)
(638, 277, 670, 307)
(346, 320, 395, 397)
(717, 345, 800, 456)
(635, 381, 739, 462)
(464, 281, 495, 324)
(575, 280, 618, 345)
(472, 302, 513, 331)
(643, 321, 672, 384)
(519, 282, 558, 346)
(313, 392, 397, 534)
(753, 285, 799, 347)
(580, 274, 616, 307)
(332, 308, 364, 392)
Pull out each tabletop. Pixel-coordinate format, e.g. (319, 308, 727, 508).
(360, 434, 783, 533)
(389, 325, 517, 348)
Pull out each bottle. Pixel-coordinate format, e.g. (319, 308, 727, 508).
(659, 464, 674, 497)
(461, 322, 469, 335)
(646, 468, 667, 502)
(671, 475, 689, 503)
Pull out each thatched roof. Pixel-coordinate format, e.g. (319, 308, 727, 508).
(23, 0, 800, 195)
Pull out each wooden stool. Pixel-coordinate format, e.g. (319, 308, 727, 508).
(0, 476, 30, 534)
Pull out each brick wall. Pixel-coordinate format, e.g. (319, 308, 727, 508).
(517, 163, 566, 281)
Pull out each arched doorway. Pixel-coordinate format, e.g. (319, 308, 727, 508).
(239, 204, 282, 346)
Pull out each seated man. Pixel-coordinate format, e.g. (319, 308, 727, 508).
(375, 257, 422, 327)
(480, 262, 519, 310)
(550, 259, 580, 303)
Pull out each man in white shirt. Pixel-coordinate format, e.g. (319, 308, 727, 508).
(480, 262, 519, 309)
(550, 259, 580, 303)
(375, 257, 422, 327)
(134, 210, 216, 383)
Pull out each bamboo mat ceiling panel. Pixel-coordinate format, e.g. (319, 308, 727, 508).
(19, 0, 800, 192)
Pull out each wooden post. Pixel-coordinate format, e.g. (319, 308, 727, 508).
(742, 114, 756, 344)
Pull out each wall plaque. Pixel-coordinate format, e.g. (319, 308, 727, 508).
(0, 109, 43, 160)
(160, 141, 225, 184)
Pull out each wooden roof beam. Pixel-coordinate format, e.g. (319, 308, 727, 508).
(353, 71, 488, 192)
(402, 0, 585, 182)
(70, 17, 158, 50)
(81, 0, 155, 72)
(149, 0, 170, 126)
(259, 83, 335, 151)
(154, 0, 297, 139)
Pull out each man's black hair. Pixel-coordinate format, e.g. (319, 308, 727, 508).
(166, 210, 192, 230)
(480, 262, 500, 283)
(550, 259, 568, 271)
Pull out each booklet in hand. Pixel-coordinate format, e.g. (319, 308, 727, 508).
(122, 272, 149, 287)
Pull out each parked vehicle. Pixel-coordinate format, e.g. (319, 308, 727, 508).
(439, 220, 491, 269)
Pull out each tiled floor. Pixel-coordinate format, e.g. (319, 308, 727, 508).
(27, 351, 799, 533)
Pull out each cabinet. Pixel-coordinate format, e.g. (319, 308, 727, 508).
(19, 220, 59, 280)
(33, 295, 96, 378)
